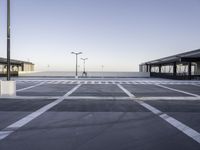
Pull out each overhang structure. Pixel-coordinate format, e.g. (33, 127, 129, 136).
(0, 57, 34, 77)
(139, 49, 200, 80)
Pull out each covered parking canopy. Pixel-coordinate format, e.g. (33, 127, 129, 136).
(139, 49, 200, 80)
(0, 57, 34, 77)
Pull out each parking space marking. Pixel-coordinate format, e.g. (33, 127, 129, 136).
(156, 84, 200, 97)
(65, 96, 131, 100)
(0, 96, 60, 100)
(117, 84, 135, 97)
(159, 114, 200, 143)
(193, 84, 200, 87)
(1, 96, 199, 101)
(137, 96, 200, 101)
(16, 79, 200, 85)
(118, 84, 200, 144)
(0, 84, 81, 141)
(16, 82, 44, 92)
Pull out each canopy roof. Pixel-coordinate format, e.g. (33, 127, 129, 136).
(0, 57, 34, 65)
(142, 49, 200, 65)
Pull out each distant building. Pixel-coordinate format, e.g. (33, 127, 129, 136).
(139, 49, 200, 80)
(0, 57, 34, 76)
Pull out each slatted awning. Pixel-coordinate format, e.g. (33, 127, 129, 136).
(141, 49, 200, 65)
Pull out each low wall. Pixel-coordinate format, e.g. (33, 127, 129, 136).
(0, 71, 18, 77)
(150, 72, 200, 80)
(19, 71, 150, 78)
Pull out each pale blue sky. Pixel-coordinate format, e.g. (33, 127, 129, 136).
(0, 0, 200, 71)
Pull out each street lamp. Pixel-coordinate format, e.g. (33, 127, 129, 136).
(71, 52, 82, 78)
(7, 0, 11, 81)
(81, 58, 88, 77)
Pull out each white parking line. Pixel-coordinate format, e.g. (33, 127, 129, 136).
(16, 82, 44, 92)
(117, 84, 135, 98)
(0, 84, 81, 141)
(137, 96, 200, 101)
(117, 84, 200, 144)
(156, 84, 200, 97)
(0, 96, 60, 100)
(192, 84, 200, 87)
(15, 79, 200, 85)
(1, 96, 199, 101)
(65, 96, 131, 100)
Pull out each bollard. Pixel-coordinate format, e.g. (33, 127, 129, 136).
(0, 81, 16, 96)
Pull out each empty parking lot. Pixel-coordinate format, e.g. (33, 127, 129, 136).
(0, 78, 200, 150)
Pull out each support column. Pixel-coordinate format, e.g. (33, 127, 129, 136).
(194, 62, 200, 75)
(149, 65, 152, 73)
(173, 62, 177, 77)
(159, 64, 162, 73)
(188, 62, 192, 80)
(146, 64, 149, 72)
(21, 64, 24, 71)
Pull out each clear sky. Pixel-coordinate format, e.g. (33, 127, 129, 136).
(0, 0, 200, 71)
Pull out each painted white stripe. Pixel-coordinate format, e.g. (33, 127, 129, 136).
(156, 84, 200, 97)
(118, 84, 200, 144)
(65, 96, 131, 100)
(16, 82, 44, 92)
(0, 131, 14, 140)
(192, 84, 200, 87)
(0, 96, 60, 100)
(48, 81, 56, 84)
(159, 114, 200, 143)
(0, 84, 81, 141)
(137, 101, 162, 115)
(1, 96, 200, 101)
(117, 84, 135, 98)
(138, 96, 200, 101)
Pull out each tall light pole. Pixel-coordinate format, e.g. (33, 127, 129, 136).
(7, 0, 11, 81)
(81, 58, 88, 77)
(71, 52, 82, 78)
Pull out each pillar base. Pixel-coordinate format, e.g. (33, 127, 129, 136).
(0, 81, 16, 97)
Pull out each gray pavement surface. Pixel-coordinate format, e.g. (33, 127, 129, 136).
(0, 78, 200, 150)
(121, 84, 191, 97)
(164, 84, 200, 96)
(146, 100, 200, 133)
(71, 84, 127, 97)
(17, 84, 77, 96)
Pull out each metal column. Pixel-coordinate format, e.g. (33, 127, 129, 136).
(7, 0, 11, 80)
(146, 64, 149, 72)
(149, 65, 152, 73)
(159, 64, 162, 73)
(173, 62, 177, 78)
(188, 62, 192, 80)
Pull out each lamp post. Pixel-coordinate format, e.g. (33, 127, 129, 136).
(0, 0, 16, 97)
(81, 58, 88, 77)
(7, 0, 11, 81)
(71, 52, 82, 78)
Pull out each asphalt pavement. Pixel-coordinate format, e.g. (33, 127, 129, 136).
(0, 77, 200, 150)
